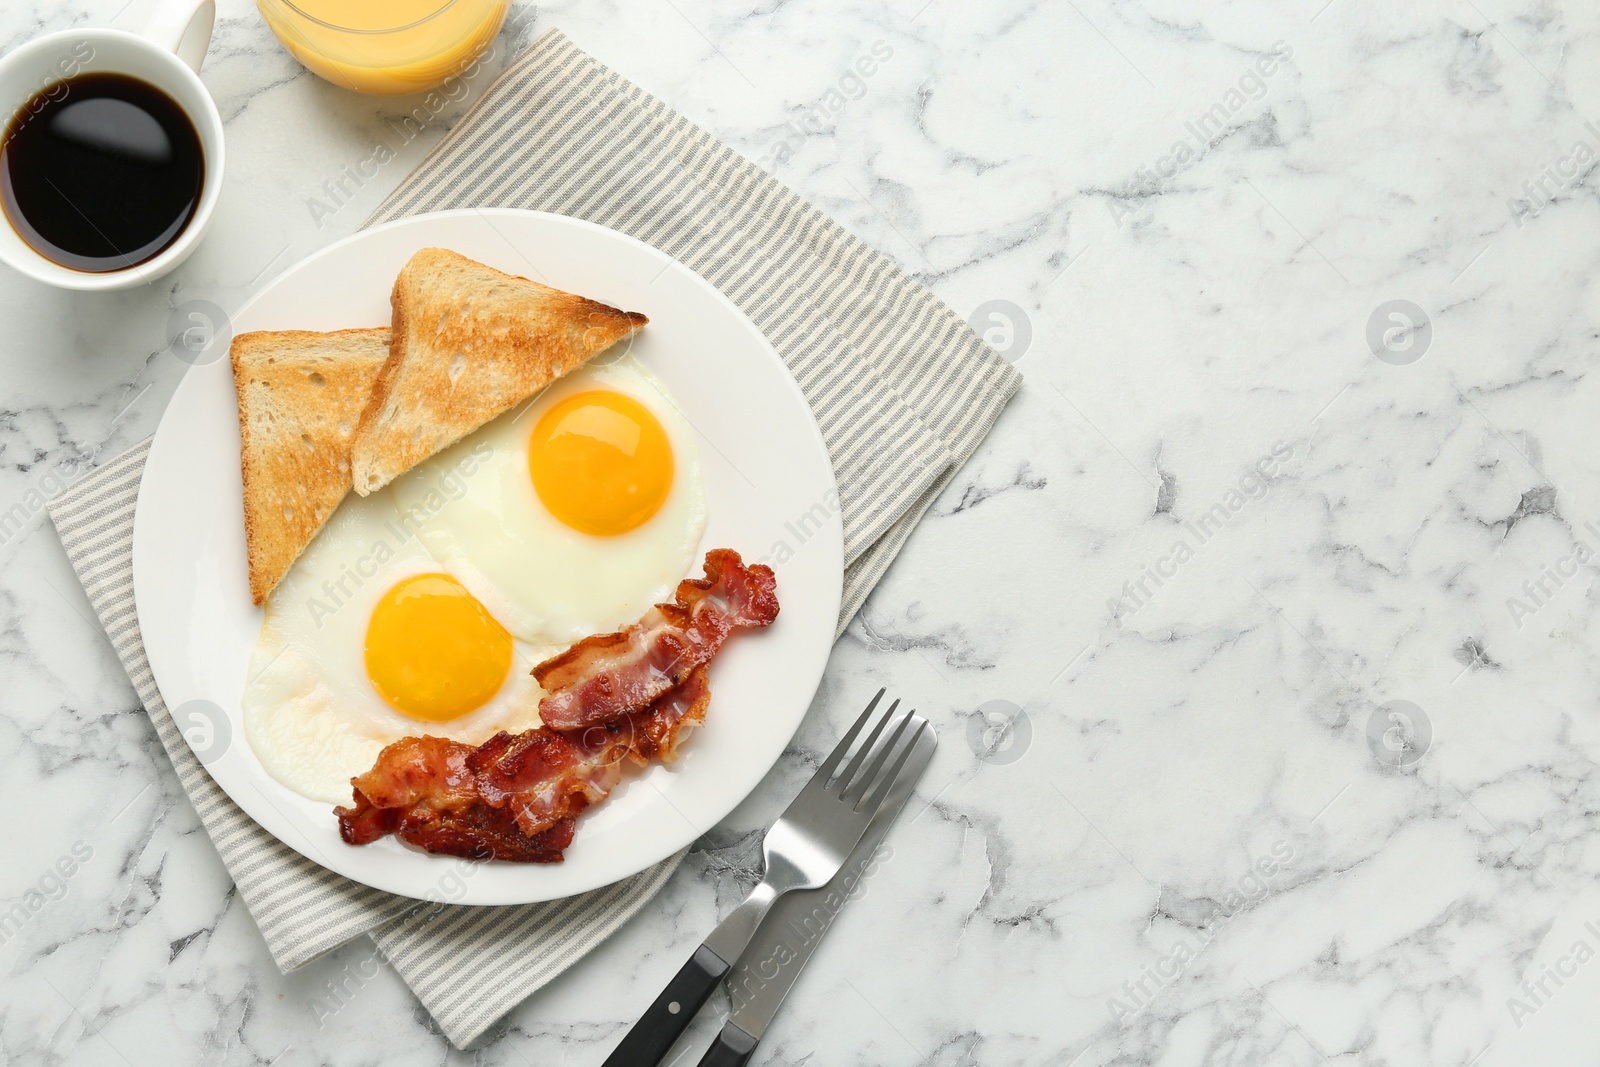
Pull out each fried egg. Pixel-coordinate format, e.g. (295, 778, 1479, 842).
(242, 489, 548, 804)
(389, 353, 707, 645)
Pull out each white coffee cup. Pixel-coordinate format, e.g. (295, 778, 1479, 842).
(0, 0, 222, 291)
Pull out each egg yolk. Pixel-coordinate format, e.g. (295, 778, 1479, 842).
(364, 573, 512, 722)
(528, 389, 674, 536)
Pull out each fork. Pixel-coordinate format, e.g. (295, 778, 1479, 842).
(600, 689, 929, 1067)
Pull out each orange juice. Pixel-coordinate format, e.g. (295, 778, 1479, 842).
(257, 0, 508, 95)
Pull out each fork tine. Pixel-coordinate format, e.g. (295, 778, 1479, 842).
(842, 706, 916, 805)
(813, 689, 884, 786)
(858, 718, 928, 814)
(832, 698, 899, 794)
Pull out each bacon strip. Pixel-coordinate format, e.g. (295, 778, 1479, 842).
(335, 669, 711, 863)
(476, 668, 710, 838)
(333, 735, 578, 862)
(534, 549, 778, 732)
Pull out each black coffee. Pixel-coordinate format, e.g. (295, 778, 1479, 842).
(1, 73, 204, 273)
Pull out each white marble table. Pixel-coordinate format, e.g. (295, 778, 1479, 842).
(4, 0, 1599, 1063)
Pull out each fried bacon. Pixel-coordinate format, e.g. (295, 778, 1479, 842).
(336, 547, 778, 863)
(335, 669, 711, 863)
(534, 549, 778, 732)
(333, 735, 578, 862)
(476, 668, 710, 838)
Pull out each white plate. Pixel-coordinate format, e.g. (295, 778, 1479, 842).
(132, 209, 842, 905)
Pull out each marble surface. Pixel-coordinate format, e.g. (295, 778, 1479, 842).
(3, 0, 1600, 1063)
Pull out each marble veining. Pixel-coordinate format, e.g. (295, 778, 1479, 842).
(5, 0, 1600, 1064)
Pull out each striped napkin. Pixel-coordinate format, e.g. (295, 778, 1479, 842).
(48, 28, 1018, 1048)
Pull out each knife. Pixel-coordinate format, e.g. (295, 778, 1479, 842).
(696, 726, 936, 1066)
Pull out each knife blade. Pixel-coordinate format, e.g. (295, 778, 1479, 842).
(703, 727, 936, 1061)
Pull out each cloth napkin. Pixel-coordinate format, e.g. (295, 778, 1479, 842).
(48, 27, 1019, 1048)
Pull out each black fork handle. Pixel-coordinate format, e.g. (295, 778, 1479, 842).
(601, 944, 728, 1067)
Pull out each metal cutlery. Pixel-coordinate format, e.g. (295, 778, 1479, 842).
(600, 689, 931, 1067)
(698, 721, 935, 1066)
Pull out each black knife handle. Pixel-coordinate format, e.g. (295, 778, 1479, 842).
(697, 1023, 759, 1067)
(602, 944, 728, 1067)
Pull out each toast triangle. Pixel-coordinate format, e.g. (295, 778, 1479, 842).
(231, 327, 390, 605)
(350, 247, 649, 496)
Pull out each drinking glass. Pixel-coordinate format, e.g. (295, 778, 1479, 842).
(256, 0, 507, 95)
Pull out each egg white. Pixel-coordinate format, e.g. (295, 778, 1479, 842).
(389, 354, 708, 646)
(242, 489, 549, 804)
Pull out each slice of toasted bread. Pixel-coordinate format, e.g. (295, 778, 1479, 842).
(349, 248, 649, 495)
(232, 327, 390, 605)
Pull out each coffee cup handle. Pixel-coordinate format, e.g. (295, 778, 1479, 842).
(141, 0, 216, 74)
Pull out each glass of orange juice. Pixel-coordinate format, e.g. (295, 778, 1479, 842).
(257, 0, 508, 95)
